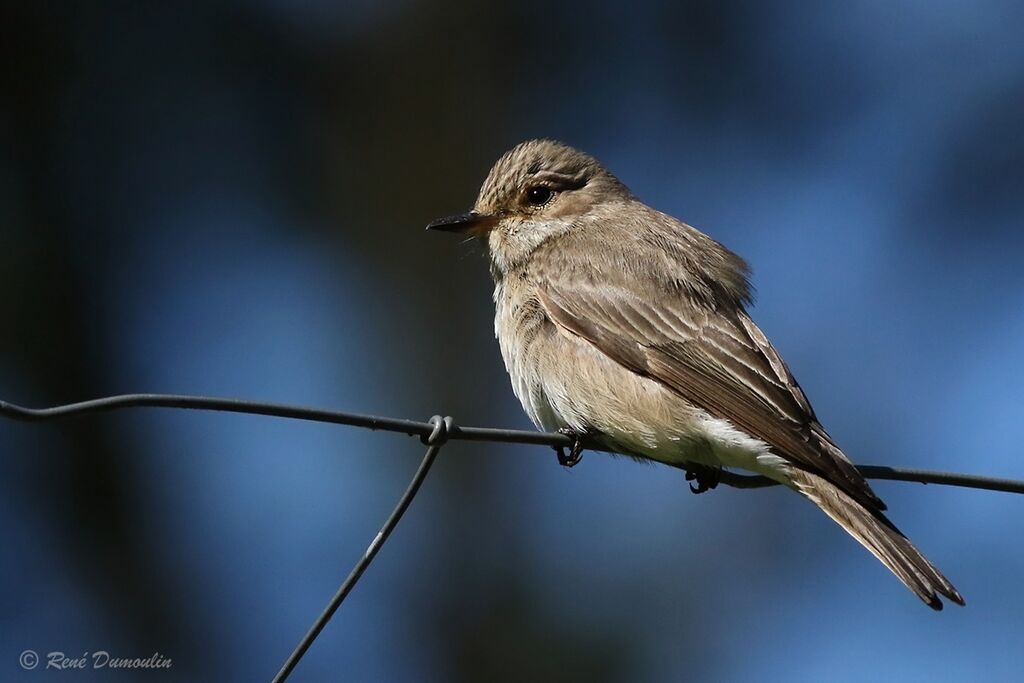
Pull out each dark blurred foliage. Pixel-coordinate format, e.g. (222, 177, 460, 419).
(2, 1, 1023, 681)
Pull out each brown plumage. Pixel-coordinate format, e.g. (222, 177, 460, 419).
(428, 139, 964, 609)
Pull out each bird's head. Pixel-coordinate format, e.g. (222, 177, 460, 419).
(427, 139, 632, 273)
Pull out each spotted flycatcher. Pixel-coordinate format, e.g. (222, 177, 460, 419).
(427, 139, 963, 609)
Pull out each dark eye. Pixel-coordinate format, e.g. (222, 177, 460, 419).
(525, 186, 552, 206)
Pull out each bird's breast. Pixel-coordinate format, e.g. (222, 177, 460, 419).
(493, 279, 563, 431)
(492, 277, 782, 475)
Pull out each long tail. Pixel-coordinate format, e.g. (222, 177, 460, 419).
(788, 469, 965, 609)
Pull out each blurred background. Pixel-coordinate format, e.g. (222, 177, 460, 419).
(2, 1, 1023, 681)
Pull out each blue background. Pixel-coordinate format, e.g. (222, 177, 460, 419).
(2, 2, 1023, 681)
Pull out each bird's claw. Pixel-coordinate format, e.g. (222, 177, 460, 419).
(555, 427, 586, 468)
(685, 465, 721, 494)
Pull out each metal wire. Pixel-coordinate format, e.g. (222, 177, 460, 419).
(3, 392, 1024, 681)
(271, 419, 448, 683)
(2, 393, 1022, 493)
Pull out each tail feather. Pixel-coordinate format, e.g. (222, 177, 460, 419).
(789, 469, 964, 609)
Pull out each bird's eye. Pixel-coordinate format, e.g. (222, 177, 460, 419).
(525, 186, 552, 206)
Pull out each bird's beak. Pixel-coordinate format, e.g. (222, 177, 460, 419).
(425, 211, 498, 236)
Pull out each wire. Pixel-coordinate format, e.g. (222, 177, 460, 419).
(271, 417, 448, 683)
(4, 392, 1023, 681)
(2, 393, 1022, 493)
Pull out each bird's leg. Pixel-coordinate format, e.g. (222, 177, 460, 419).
(685, 464, 721, 494)
(555, 427, 587, 468)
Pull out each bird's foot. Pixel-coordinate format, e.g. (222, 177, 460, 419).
(555, 427, 587, 468)
(685, 464, 721, 494)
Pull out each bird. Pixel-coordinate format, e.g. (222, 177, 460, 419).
(427, 138, 963, 609)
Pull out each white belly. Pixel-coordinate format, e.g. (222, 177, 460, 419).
(493, 282, 792, 485)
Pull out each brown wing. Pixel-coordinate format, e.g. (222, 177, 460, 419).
(535, 273, 885, 512)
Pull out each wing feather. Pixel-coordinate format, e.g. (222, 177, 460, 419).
(531, 225, 884, 511)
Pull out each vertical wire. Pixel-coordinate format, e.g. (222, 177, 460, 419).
(272, 442, 444, 683)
